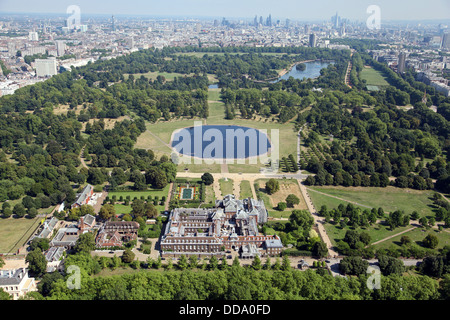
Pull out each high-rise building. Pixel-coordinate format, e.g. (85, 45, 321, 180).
(285, 19, 291, 28)
(214, 19, 219, 27)
(309, 33, 316, 48)
(111, 15, 116, 31)
(56, 40, 66, 57)
(28, 31, 39, 41)
(254, 15, 258, 27)
(442, 33, 450, 50)
(398, 52, 406, 73)
(35, 58, 57, 77)
(304, 24, 310, 35)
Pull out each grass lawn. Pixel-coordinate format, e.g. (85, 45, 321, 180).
(323, 221, 413, 247)
(219, 178, 234, 196)
(0, 216, 42, 253)
(203, 184, 216, 205)
(360, 67, 390, 87)
(239, 180, 253, 199)
(135, 86, 298, 173)
(307, 186, 435, 218)
(372, 228, 450, 251)
(254, 178, 307, 211)
(109, 185, 170, 213)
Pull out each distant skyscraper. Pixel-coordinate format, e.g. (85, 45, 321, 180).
(254, 15, 258, 27)
(259, 16, 263, 26)
(304, 24, 310, 35)
(111, 15, 116, 31)
(442, 33, 450, 50)
(332, 12, 340, 29)
(309, 33, 316, 48)
(285, 19, 291, 28)
(214, 19, 219, 27)
(56, 40, 66, 57)
(266, 14, 272, 27)
(398, 52, 406, 73)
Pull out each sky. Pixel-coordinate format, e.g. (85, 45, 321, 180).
(0, 0, 450, 21)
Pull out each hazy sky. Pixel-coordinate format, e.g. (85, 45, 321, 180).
(1, 0, 450, 21)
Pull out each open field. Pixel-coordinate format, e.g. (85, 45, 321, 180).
(254, 179, 307, 218)
(219, 178, 234, 196)
(308, 186, 435, 217)
(371, 228, 450, 251)
(0, 217, 42, 253)
(109, 185, 170, 213)
(239, 180, 253, 199)
(360, 66, 390, 87)
(323, 221, 413, 247)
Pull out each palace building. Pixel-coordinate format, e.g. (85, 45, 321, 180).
(160, 195, 283, 258)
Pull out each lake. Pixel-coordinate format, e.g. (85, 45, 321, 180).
(171, 125, 272, 159)
(272, 60, 334, 83)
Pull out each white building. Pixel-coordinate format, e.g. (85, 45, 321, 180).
(35, 57, 57, 77)
(0, 268, 37, 300)
(28, 31, 39, 41)
(56, 40, 66, 57)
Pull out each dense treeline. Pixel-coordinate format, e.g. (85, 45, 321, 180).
(32, 253, 443, 300)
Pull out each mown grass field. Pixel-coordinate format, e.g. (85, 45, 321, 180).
(239, 180, 253, 199)
(360, 66, 390, 87)
(307, 186, 435, 218)
(0, 216, 43, 253)
(371, 228, 450, 251)
(219, 178, 234, 196)
(109, 185, 171, 214)
(323, 221, 413, 247)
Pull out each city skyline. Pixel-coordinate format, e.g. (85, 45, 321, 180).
(1, 0, 450, 22)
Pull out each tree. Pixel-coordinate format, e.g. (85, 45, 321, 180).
(423, 233, 439, 249)
(281, 255, 291, 271)
(29, 238, 50, 252)
(0, 256, 4, 268)
(285, 194, 300, 208)
(13, 203, 26, 218)
(265, 179, 279, 195)
(121, 249, 135, 263)
(312, 241, 328, 258)
(208, 256, 219, 270)
(188, 256, 198, 269)
(25, 249, 47, 277)
(37, 272, 64, 297)
(201, 172, 214, 186)
(378, 255, 404, 276)
(251, 255, 262, 270)
(0, 289, 10, 300)
(400, 235, 412, 246)
(339, 256, 369, 276)
(276, 202, 287, 211)
(98, 204, 115, 220)
(74, 232, 96, 254)
(177, 255, 188, 270)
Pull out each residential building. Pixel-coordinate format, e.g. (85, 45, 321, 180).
(95, 221, 139, 248)
(398, 52, 406, 73)
(0, 268, 37, 300)
(71, 184, 94, 209)
(35, 57, 57, 77)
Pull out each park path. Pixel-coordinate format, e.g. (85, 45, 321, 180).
(233, 179, 240, 198)
(298, 180, 339, 257)
(79, 145, 88, 169)
(165, 183, 173, 211)
(369, 227, 417, 247)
